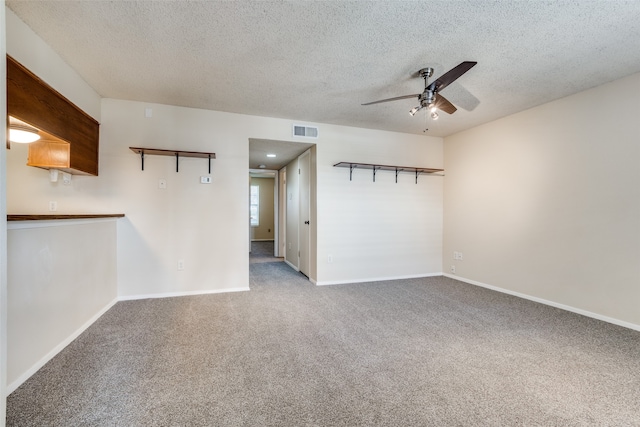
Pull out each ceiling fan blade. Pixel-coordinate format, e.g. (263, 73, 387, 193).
(361, 94, 419, 106)
(427, 61, 477, 93)
(433, 94, 457, 114)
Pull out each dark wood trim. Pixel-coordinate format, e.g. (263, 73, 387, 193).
(8, 214, 125, 221)
(7, 55, 100, 175)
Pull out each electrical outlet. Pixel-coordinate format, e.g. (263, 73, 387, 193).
(159, 179, 167, 189)
(177, 260, 185, 271)
(200, 176, 212, 184)
(49, 201, 57, 211)
(327, 254, 333, 263)
(450, 265, 456, 274)
(458, 252, 463, 260)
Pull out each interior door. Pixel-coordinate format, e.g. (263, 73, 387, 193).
(298, 150, 311, 277)
(278, 168, 287, 258)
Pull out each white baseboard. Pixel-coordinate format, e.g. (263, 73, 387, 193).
(284, 259, 299, 272)
(118, 287, 250, 301)
(6, 297, 119, 396)
(316, 272, 442, 287)
(443, 273, 640, 332)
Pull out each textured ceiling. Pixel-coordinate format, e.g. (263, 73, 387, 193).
(6, 1, 640, 138)
(249, 138, 314, 170)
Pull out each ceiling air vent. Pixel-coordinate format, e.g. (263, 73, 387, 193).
(293, 124, 318, 139)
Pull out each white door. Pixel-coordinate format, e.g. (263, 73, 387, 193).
(278, 168, 287, 258)
(298, 150, 311, 277)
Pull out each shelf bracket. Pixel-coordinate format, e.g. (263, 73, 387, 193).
(175, 152, 179, 172)
(349, 163, 356, 181)
(395, 168, 404, 183)
(415, 169, 423, 184)
(208, 154, 212, 174)
(373, 166, 380, 182)
(140, 151, 145, 171)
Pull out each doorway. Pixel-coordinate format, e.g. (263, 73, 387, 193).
(249, 169, 280, 261)
(248, 138, 316, 279)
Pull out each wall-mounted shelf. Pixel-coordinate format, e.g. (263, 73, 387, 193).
(129, 147, 216, 172)
(8, 214, 125, 221)
(333, 162, 444, 184)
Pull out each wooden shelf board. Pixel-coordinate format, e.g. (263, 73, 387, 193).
(129, 147, 216, 159)
(8, 214, 125, 221)
(333, 162, 443, 174)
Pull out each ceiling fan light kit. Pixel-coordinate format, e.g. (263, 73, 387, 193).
(362, 61, 477, 124)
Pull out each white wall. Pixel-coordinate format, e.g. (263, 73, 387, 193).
(316, 128, 443, 285)
(97, 100, 253, 297)
(444, 72, 640, 328)
(7, 220, 118, 392)
(1, 4, 8, 424)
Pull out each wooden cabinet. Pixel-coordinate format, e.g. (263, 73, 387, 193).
(7, 55, 100, 176)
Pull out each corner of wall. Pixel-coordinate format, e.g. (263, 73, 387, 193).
(1, 4, 9, 423)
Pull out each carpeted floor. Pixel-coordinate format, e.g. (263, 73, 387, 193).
(250, 240, 284, 264)
(7, 263, 640, 426)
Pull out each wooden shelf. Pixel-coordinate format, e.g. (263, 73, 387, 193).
(8, 214, 125, 221)
(130, 147, 216, 172)
(333, 162, 444, 183)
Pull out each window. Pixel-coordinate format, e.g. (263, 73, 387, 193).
(250, 185, 259, 226)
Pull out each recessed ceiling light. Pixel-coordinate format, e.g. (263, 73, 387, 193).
(8, 117, 41, 143)
(266, 154, 276, 158)
(9, 127, 41, 143)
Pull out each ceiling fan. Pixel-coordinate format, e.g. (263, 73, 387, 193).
(362, 61, 477, 120)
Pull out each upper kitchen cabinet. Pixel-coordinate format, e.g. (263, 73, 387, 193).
(7, 55, 100, 176)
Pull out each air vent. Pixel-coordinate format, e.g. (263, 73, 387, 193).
(293, 124, 318, 139)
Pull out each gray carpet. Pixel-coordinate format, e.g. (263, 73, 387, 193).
(7, 263, 640, 426)
(250, 241, 284, 264)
